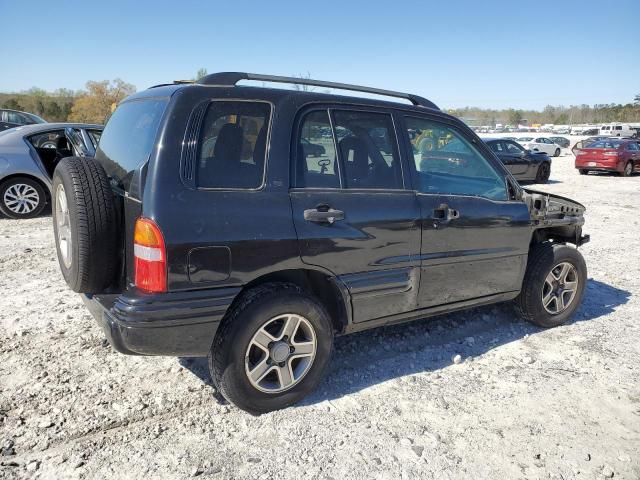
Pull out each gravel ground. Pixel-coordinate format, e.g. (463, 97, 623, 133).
(1, 150, 639, 479)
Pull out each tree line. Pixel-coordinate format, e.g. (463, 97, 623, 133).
(448, 94, 640, 126)
(0, 79, 135, 124)
(1, 75, 638, 127)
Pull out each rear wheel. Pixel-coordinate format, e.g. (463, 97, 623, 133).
(514, 243, 587, 328)
(0, 177, 47, 219)
(554, 148, 561, 157)
(535, 162, 551, 183)
(578, 169, 589, 175)
(621, 161, 633, 177)
(209, 283, 334, 415)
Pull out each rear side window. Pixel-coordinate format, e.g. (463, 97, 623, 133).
(96, 99, 167, 191)
(488, 141, 503, 153)
(197, 101, 270, 189)
(296, 111, 339, 188)
(332, 110, 403, 189)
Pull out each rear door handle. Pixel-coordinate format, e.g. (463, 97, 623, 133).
(304, 206, 344, 224)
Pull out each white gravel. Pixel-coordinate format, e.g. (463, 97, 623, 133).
(1, 151, 639, 479)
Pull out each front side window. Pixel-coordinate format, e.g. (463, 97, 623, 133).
(405, 116, 507, 200)
(197, 101, 270, 189)
(332, 110, 403, 189)
(627, 143, 638, 151)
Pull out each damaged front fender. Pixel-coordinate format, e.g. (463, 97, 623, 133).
(522, 188, 590, 247)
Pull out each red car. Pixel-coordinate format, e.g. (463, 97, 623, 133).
(575, 139, 640, 176)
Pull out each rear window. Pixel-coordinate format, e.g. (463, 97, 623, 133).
(196, 101, 270, 189)
(588, 140, 623, 149)
(95, 99, 168, 191)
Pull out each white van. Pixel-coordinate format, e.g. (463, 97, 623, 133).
(600, 124, 635, 137)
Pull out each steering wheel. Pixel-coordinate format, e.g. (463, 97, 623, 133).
(317, 158, 330, 174)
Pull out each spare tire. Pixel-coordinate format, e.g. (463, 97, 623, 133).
(52, 156, 118, 293)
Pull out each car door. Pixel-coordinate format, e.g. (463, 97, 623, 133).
(503, 140, 532, 177)
(64, 127, 93, 157)
(487, 140, 514, 173)
(290, 107, 421, 324)
(400, 114, 531, 308)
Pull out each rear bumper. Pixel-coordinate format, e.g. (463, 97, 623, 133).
(82, 287, 241, 356)
(575, 158, 621, 172)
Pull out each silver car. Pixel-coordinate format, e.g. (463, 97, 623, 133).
(0, 123, 103, 218)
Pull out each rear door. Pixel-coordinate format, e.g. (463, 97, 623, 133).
(290, 107, 421, 323)
(400, 114, 531, 308)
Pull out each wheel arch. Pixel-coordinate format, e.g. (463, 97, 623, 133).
(229, 268, 351, 334)
(0, 173, 51, 200)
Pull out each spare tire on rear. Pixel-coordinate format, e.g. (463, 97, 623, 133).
(52, 156, 118, 293)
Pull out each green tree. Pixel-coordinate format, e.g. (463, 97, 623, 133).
(508, 109, 523, 126)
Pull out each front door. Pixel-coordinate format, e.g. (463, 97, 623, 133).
(401, 115, 532, 308)
(290, 108, 421, 323)
(501, 140, 531, 176)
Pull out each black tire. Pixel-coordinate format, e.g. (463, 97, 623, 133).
(514, 243, 587, 328)
(578, 169, 589, 175)
(554, 148, 561, 157)
(209, 282, 334, 415)
(535, 162, 551, 183)
(52, 156, 118, 293)
(0, 177, 47, 219)
(621, 161, 633, 177)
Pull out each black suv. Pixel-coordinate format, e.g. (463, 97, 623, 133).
(52, 73, 589, 414)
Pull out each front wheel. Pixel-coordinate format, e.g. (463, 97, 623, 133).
(554, 148, 561, 157)
(514, 243, 587, 328)
(0, 177, 47, 219)
(209, 283, 334, 414)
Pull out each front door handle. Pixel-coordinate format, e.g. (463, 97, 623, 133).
(304, 205, 344, 224)
(432, 204, 460, 221)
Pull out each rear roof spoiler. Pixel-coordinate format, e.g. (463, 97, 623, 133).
(192, 72, 439, 110)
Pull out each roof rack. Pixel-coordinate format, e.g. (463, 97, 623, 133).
(196, 72, 439, 110)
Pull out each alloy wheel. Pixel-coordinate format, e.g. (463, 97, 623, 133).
(245, 314, 317, 393)
(542, 262, 579, 315)
(55, 184, 73, 268)
(3, 183, 40, 215)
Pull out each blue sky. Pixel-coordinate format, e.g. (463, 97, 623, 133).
(1, 0, 638, 110)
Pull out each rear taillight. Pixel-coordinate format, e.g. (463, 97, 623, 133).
(133, 217, 167, 293)
(574, 149, 583, 155)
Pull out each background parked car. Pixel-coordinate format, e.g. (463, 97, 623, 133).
(516, 136, 562, 157)
(301, 138, 326, 157)
(574, 139, 640, 176)
(483, 138, 551, 183)
(0, 123, 103, 218)
(549, 136, 570, 148)
(571, 136, 613, 155)
(0, 109, 47, 132)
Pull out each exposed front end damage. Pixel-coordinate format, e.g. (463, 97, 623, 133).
(523, 188, 590, 247)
